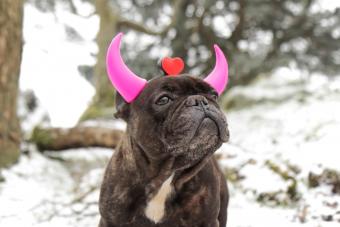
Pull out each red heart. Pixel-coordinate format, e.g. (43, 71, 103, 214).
(161, 57, 184, 76)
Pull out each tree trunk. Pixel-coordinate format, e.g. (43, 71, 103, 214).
(31, 126, 123, 151)
(0, 0, 23, 168)
(81, 0, 119, 121)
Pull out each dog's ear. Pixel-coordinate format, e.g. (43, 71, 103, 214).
(114, 92, 130, 121)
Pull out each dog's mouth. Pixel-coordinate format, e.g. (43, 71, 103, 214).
(193, 115, 229, 143)
(165, 114, 228, 170)
(164, 111, 228, 149)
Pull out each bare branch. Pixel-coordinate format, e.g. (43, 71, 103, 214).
(118, 19, 170, 36)
(229, 0, 246, 47)
(117, 0, 183, 36)
(67, 0, 78, 15)
(30, 126, 123, 151)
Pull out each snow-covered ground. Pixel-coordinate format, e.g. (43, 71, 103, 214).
(221, 71, 340, 227)
(0, 148, 109, 227)
(2, 72, 340, 227)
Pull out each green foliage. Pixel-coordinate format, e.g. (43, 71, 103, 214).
(115, 0, 340, 86)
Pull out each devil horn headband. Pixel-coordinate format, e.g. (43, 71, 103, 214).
(106, 33, 228, 103)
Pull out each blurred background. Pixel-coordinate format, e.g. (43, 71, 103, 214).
(0, 0, 340, 226)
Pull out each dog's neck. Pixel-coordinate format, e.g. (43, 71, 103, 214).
(118, 132, 212, 192)
(118, 133, 168, 179)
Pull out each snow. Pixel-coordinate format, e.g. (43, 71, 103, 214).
(217, 68, 340, 226)
(315, 0, 340, 12)
(0, 148, 111, 227)
(222, 67, 340, 171)
(20, 4, 98, 127)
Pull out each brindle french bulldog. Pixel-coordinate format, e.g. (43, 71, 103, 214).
(99, 33, 229, 227)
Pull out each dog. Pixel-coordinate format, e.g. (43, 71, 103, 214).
(99, 33, 229, 227)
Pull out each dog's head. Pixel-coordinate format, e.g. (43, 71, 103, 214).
(109, 33, 229, 169)
(115, 75, 229, 168)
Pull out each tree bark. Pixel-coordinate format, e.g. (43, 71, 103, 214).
(93, 0, 118, 107)
(0, 0, 23, 168)
(31, 126, 123, 151)
(80, 0, 119, 121)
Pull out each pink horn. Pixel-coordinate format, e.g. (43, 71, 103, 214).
(106, 33, 147, 103)
(204, 45, 229, 95)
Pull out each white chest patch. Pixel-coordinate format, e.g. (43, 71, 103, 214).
(144, 174, 174, 223)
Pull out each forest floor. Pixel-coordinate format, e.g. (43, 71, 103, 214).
(1, 72, 340, 227)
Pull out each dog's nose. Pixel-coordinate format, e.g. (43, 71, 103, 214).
(185, 95, 209, 108)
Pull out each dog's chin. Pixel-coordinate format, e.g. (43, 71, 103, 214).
(172, 118, 223, 170)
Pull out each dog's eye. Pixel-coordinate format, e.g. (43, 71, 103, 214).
(156, 96, 171, 105)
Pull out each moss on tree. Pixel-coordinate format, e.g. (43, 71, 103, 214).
(30, 127, 54, 151)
